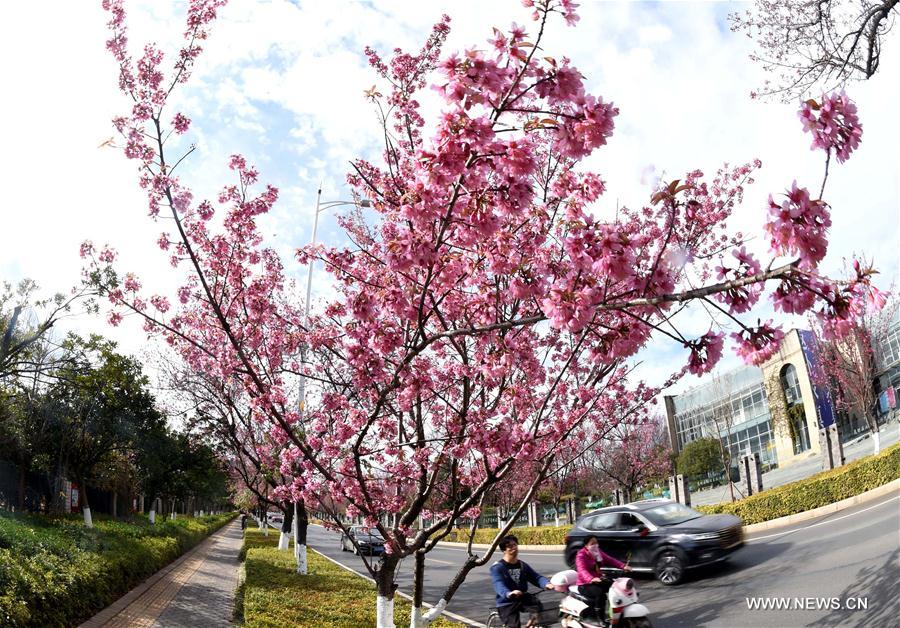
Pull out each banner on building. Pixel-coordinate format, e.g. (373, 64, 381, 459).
(879, 387, 896, 413)
(798, 330, 836, 428)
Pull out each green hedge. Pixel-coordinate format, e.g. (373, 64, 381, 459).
(238, 528, 456, 627)
(697, 442, 900, 524)
(441, 525, 570, 546)
(0, 511, 234, 627)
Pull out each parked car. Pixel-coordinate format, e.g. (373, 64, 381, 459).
(340, 525, 385, 556)
(267, 511, 284, 525)
(564, 499, 743, 586)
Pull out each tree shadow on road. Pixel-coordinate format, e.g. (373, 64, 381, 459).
(646, 542, 795, 627)
(808, 547, 899, 628)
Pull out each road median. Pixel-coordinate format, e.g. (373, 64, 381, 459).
(236, 527, 463, 627)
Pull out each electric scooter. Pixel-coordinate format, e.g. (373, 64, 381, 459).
(550, 567, 652, 628)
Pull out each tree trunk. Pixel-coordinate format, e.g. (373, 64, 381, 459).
(872, 424, 881, 455)
(79, 477, 92, 528)
(17, 464, 26, 511)
(419, 555, 480, 626)
(278, 505, 293, 550)
(410, 550, 426, 628)
(294, 501, 309, 574)
(375, 555, 399, 628)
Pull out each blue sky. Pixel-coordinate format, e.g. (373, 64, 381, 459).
(1, 0, 897, 400)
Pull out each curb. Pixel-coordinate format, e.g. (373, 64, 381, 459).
(742, 476, 900, 534)
(434, 478, 900, 551)
(310, 547, 485, 627)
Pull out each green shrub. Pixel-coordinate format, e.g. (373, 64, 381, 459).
(238, 528, 456, 627)
(0, 510, 234, 627)
(441, 525, 571, 546)
(697, 443, 900, 524)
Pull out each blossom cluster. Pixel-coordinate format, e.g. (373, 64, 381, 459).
(798, 91, 863, 163)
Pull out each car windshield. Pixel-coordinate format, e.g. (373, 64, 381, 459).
(354, 527, 383, 540)
(642, 503, 703, 526)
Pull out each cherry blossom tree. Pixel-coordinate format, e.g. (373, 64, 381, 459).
(83, 1, 883, 625)
(731, 0, 899, 101)
(588, 418, 672, 502)
(808, 288, 897, 455)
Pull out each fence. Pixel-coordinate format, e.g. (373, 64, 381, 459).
(0, 458, 123, 515)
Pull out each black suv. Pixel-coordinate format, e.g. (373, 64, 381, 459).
(564, 499, 743, 585)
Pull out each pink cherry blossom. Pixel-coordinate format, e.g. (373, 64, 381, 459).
(685, 331, 724, 375)
(798, 91, 862, 163)
(764, 181, 831, 268)
(732, 322, 785, 365)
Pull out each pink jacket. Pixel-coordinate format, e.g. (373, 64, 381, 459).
(575, 545, 625, 585)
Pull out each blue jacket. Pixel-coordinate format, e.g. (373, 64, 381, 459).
(490, 559, 550, 607)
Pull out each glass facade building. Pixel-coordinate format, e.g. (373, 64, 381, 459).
(875, 310, 900, 414)
(668, 365, 778, 470)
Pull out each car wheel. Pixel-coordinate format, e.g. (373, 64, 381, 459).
(655, 548, 686, 586)
(622, 618, 652, 628)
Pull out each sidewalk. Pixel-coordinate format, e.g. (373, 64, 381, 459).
(689, 419, 900, 506)
(79, 519, 243, 628)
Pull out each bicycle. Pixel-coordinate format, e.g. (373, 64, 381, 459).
(486, 589, 559, 628)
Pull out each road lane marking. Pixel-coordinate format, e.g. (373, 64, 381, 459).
(748, 494, 899, 542)
(425, 556, 455, 565)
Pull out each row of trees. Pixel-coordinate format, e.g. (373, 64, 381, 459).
(0, 281, 229, 526)
(84, 1, 892, 626)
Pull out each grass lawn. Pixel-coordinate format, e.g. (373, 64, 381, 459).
(238, 528, 459, 627)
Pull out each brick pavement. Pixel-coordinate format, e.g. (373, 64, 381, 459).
(79, 519, 243, 628)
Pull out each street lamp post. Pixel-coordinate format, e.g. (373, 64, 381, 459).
(292, 187, 370, 574)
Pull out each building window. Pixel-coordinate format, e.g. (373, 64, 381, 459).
(781, 364, 803, 407)
(781, 364, 810, 454)
(879, 330, 900, 370)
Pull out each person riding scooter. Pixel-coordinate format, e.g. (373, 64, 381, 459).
(575, 536, 631, 618)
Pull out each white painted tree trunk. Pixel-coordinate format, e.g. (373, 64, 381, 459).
(296, 544, 307, 574)
(278, 531, 290, 550)
(555, 513, 560, 527)
(83, 507, 93, 528)
(419, 599, 447, 626)
(410, 607, 424, 628)
(376, 595, 395, 628)
(171, 512, 177, 521)
(873, 428, 881, 455)
(149, 509, 156, 524)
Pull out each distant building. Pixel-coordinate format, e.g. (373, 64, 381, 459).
(875, 310, 900, 415)
(664, 328, 874, 473)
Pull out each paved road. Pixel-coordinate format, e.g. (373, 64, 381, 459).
(307, 490, 899, 627)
